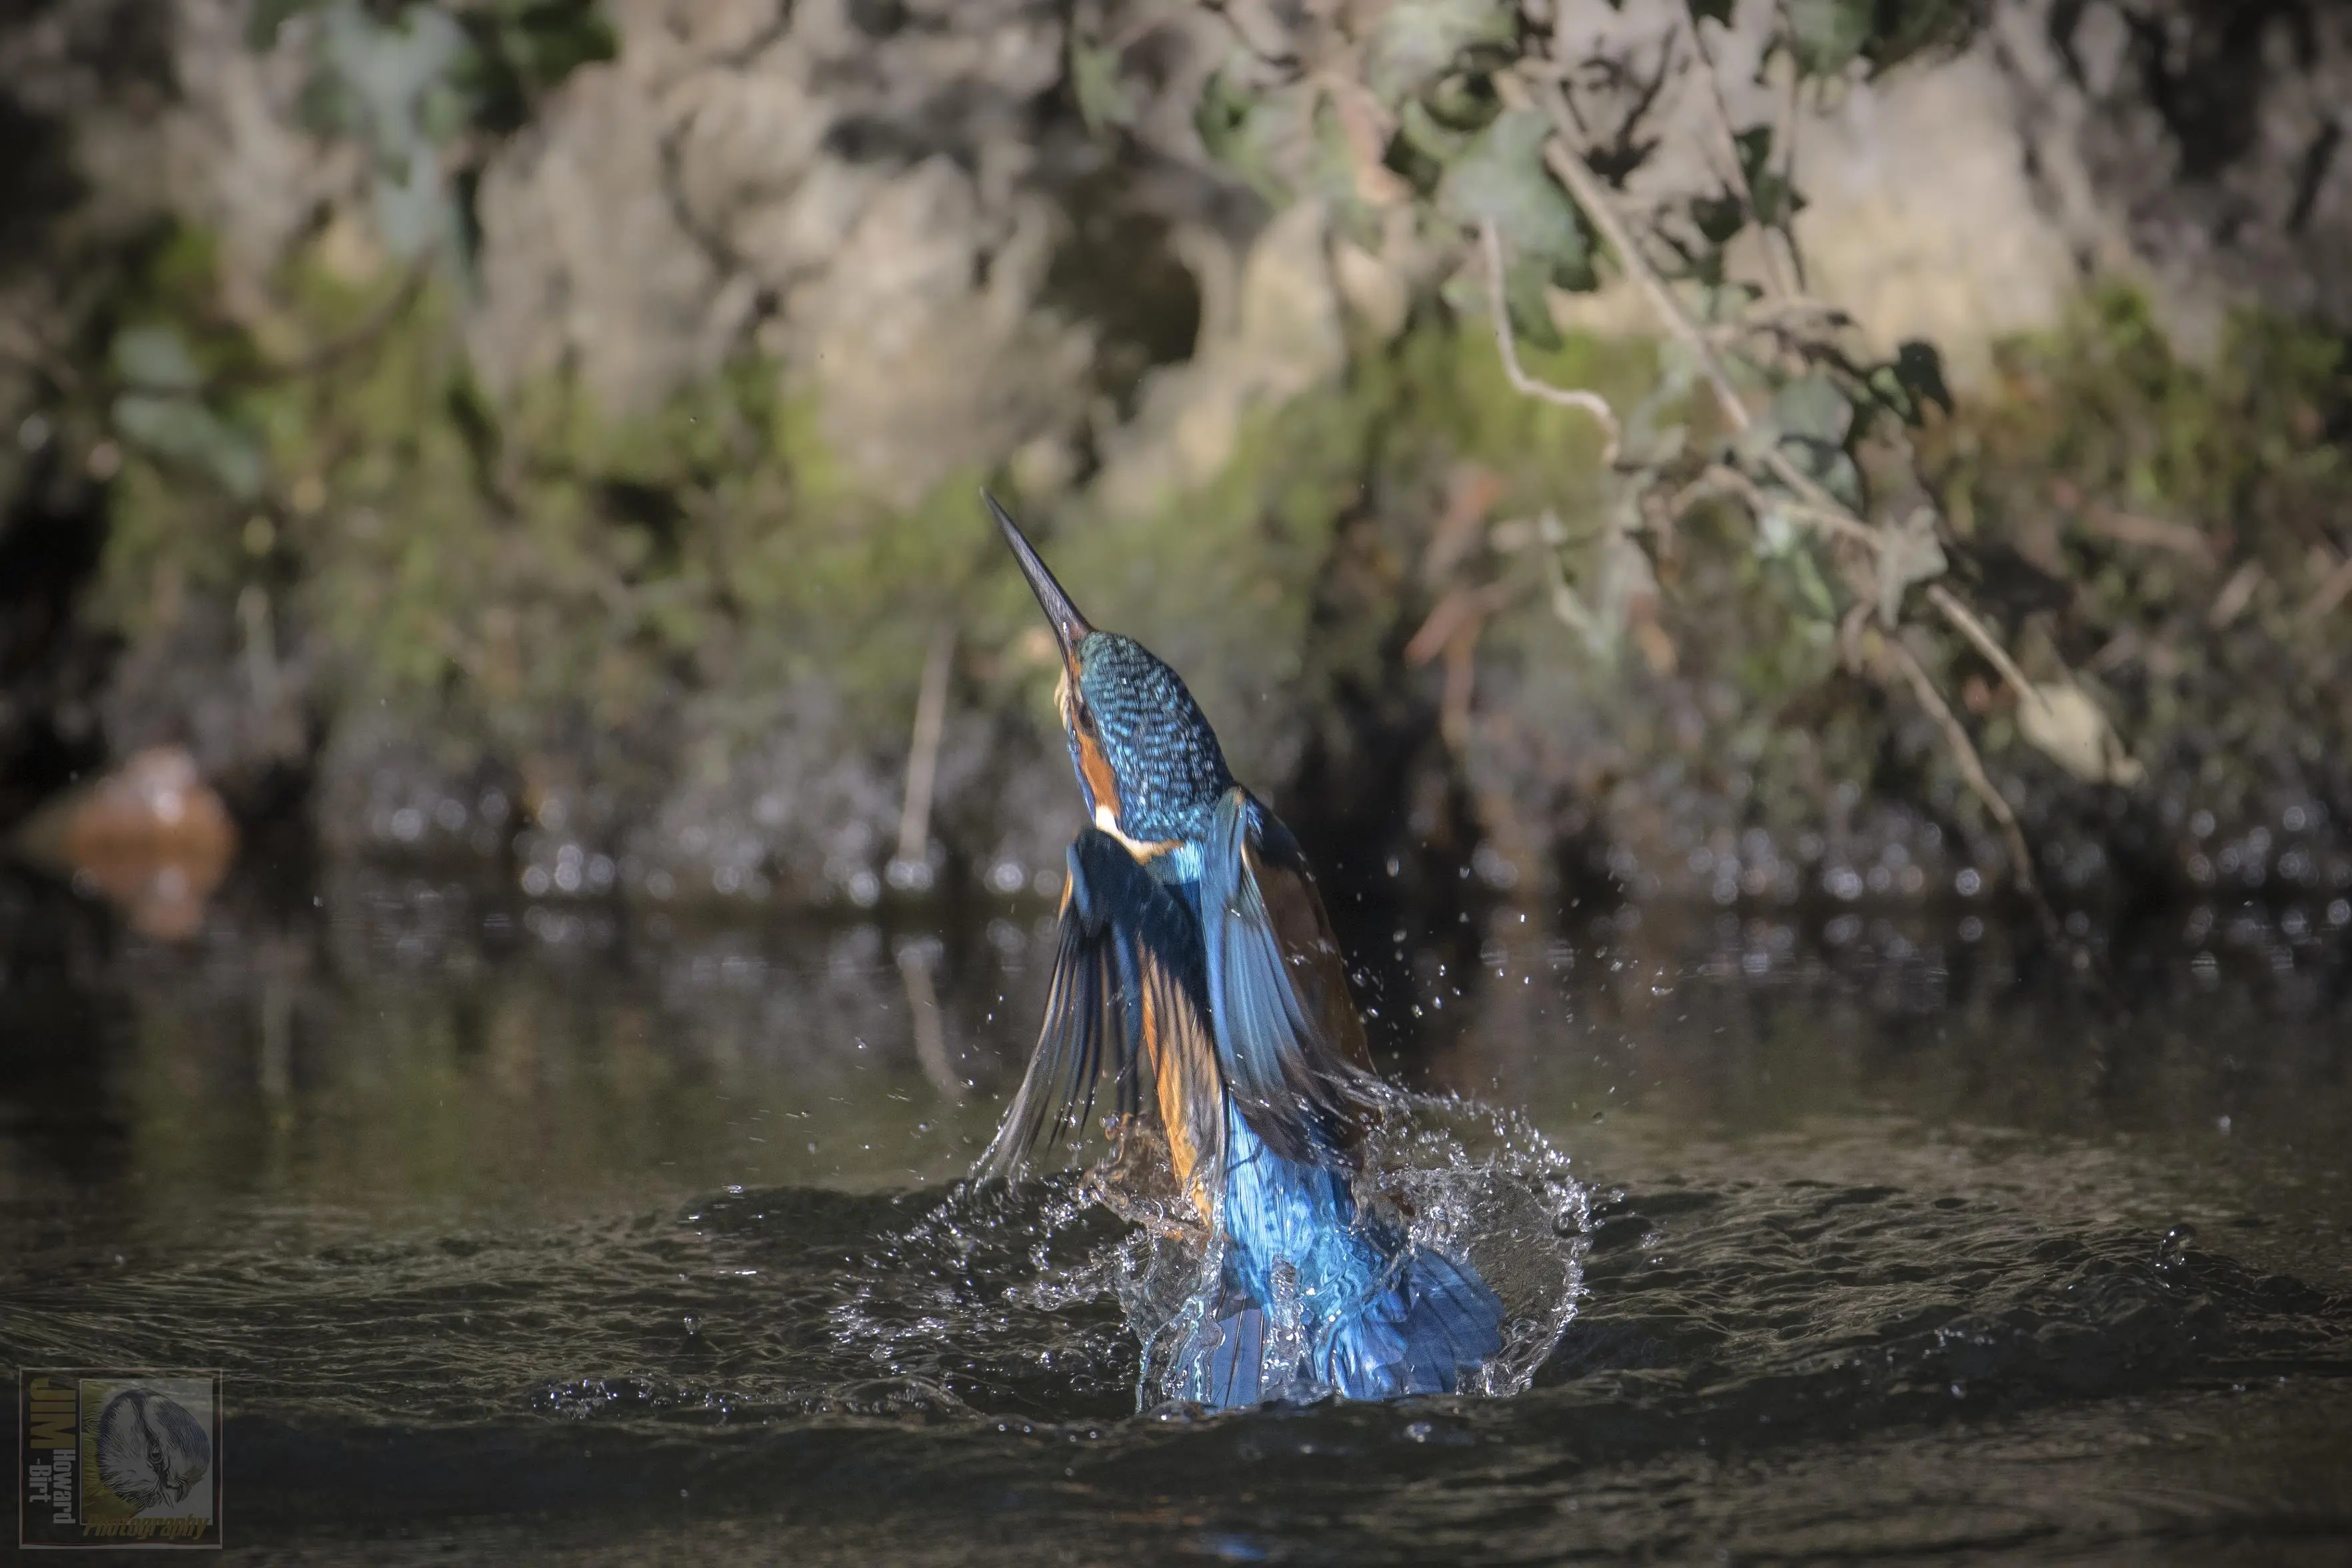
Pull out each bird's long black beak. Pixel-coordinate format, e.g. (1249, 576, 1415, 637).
(986, 491, 1092, 667)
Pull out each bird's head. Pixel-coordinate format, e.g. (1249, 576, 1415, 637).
(990, 493, 1232, 849)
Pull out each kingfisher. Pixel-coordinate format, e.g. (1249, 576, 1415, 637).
(979, 493, 1505, 1409)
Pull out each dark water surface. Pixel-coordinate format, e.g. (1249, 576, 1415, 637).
(3, 867, 2349, 1563)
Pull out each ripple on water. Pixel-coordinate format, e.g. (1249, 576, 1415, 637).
(0, 1147, 2346, 1557)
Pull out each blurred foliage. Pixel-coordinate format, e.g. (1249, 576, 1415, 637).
(251, 0, 614, 268)
(1927, 287, 2352, 812)
(81, 199, 1656, 819)
(45, 0, 2351, 900)
(1182, 0, 1989, 677)
(91, 225, 1014, 801)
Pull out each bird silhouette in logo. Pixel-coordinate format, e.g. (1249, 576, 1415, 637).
(94, 1387, 210, 1513)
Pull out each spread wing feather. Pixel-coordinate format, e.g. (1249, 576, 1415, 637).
(1199, 789, 1382, 1171)
(980, 829, 1218, 1182)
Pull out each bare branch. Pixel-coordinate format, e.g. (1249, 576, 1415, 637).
(1691, 462, 1879, 549)
(894, 624, 956, 868)
(1510, 72, 1755, 436)
(1880, 631, 2044, 906)
(2302, 549, 2352, 625)
(1516, 73, 1867, 519)
(1508, 63, 2073, 897)
(1478, 219, 1621, 462)
(2208, 560, 2265, 629)
(2077, 505, 2214, 565)
(1925, 584, 2045, 714)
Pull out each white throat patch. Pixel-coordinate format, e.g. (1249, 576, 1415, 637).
(1094, 803, 1177, 861)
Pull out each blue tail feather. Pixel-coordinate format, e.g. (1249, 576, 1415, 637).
(1170, 1109, 1506, 1409)
(1318, 1246, 1506, 1399)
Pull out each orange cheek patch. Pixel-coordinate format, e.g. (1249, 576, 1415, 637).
(1077, 732, 1122, 824)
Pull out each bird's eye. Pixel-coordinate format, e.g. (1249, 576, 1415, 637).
(1074, 703, 1097, 736)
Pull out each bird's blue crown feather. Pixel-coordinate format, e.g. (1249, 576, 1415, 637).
(1074, 631, 1232, 842)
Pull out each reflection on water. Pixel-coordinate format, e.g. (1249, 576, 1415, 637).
(2, 865, 2349, 1561)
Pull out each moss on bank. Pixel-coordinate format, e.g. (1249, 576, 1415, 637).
(66, 215, 2352, 909)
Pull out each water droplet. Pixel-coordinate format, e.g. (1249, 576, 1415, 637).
(2155, 1223, 2196, 1270)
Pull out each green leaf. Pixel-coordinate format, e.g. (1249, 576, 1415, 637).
(1771, 373, 1853, 446)
(1504, 256, 1562, 351)
(1864, 0, 1980, 71)
(1765, 375, 1863, 509)
(1763, 534, 1840, 623)
(451, 0, 618, 137)
(1397, 97, 1474, 167)
(1071, 37, 1134, 135)
(112, 326, 204, 393)
(1193, 79, 1367, 215)
(1783, 0, 1873, 77)
(247, 0, 326, 50)
(1193, 75, 1312, 206)
(1749, 169, 1804, 227)
(1863, 341, 1953, 425)
(1549, 245, 1598, 295)
(1731, 127, 1806, 225)
(112, 393, 267, 499)
(1439, 109, 1587, 269)
(1420, 71, 1500, 133)
(1690, 193, 1745, 245)
(1894, 340, 1953, 416)
(1194, 69, 1254, 163)
(1364, 0, 1519, 107)
(1823, 454, 1863, 510)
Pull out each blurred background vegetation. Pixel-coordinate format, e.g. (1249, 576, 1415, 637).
(2, 0, 2349, 927)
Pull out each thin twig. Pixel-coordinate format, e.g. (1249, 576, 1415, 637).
(1515, 74, 1753, 433)
(1881, 632, 2043, 906)
(2077, 505, 2213, 565)
(1526, 77, 1845, 524)
(2301, 549, 2352, 625)
(2208, 560, 2264, 629)
(895, 624, 956, 867)
(1925, 584, 2045, 713)
(1691, 462, 1879, 548)
(1516, 65, 2056, 902)
(1478, 219, 1620, 461)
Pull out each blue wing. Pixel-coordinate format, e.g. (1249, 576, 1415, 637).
(1198, 789, 1382, 1172)
(980, 829, 1224, 1192)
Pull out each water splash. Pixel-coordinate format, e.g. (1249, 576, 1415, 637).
(1366, 1096, 1592, 1398)
(912, 1093, 1589, 1413)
